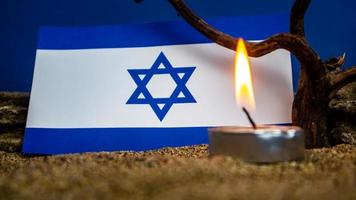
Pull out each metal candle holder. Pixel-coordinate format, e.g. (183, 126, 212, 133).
(208, 108, 305, 163)
(209, 126, 305, 163)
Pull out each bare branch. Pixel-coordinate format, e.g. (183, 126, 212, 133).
(245, 33, 323, 73)
(169, 0, 325, 78)
(324, 53, 346, 71)
(290, 0, 311, 37)
(328, 67, 356, 97)
(168, 0, 236, 50)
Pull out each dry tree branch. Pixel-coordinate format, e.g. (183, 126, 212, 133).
(325, 53, 346, 71)
(328, 67, 356, 97)
(168, 0, 325, 78)
(168, 0, 236, 50)
(290, 0, 311, 37)
(245, 33, 324, 78)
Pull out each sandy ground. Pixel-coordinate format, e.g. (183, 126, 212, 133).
(0, 92, 356, 199)
(1, 132, 356, 200)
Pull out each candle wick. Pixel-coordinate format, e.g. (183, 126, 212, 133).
(242, 107, 257, 129)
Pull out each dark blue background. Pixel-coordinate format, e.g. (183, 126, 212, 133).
(0, 0, 355, 92)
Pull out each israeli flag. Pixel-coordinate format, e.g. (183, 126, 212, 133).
(23, 14, 295, 154)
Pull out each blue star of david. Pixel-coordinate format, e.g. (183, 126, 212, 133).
(126, 52, 197, 121)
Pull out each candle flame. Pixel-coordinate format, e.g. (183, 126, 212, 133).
(235, 38, 256, 111)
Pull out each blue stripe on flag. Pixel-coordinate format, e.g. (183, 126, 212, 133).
(23, 127, 209, 154)
(38, 14, 288, 49)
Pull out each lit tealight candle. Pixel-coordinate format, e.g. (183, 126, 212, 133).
(208, 38, 305, 163)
